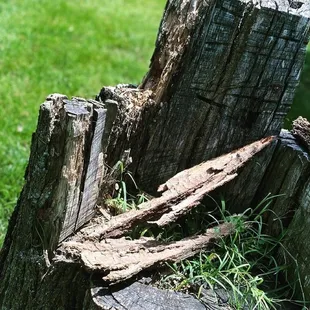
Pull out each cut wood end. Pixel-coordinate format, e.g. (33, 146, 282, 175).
(240, 0, 310, 18)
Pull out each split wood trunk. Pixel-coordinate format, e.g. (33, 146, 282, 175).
(0, 0, 310, 309)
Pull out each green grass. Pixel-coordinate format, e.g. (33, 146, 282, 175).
(0, 0, 166, 245)
(110, 185, 306, 309)
(157, 197, 306, 310)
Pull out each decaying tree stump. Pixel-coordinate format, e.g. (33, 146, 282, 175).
(1, 0, 310, 309)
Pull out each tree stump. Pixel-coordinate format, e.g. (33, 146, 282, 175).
(0, 0, 310, 309)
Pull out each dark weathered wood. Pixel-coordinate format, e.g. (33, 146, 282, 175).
(87, 281, 208, 310)
(0, 94, 112, 309)
(129, 0, 310, 191)
(253, 129, 310, 235)
(1, 0, 310, 309)
(250, 120, 310, 300)
(282, 170, 310, 301)
(75, 106, 106, 231)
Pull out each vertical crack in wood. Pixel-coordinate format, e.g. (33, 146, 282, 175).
(74, 107, 107, 232)
(56, 99, 91, 244)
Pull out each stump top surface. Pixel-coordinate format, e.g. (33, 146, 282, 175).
(240, 0, 310, 18)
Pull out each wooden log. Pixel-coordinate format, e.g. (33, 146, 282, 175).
(1, 0, 310, 308)
(128, 0, 310, 191)
(85, 281, 209, 310)
(0, 104, 271, 308)
(282, 170, 310, 301)
(0, 94, 114, 309)
(252, 129, 310, 234)
(251, 118, 310, 300)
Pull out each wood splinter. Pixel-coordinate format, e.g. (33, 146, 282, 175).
(77, 136, 275, 241)
(55, 136, 275, 284)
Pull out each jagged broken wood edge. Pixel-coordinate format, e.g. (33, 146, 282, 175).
(76, 135, 274, 241)
(55, 136, 274, 285)
(57, 222, 235, 285)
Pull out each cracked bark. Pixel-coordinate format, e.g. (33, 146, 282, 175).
(0, 0, 310, 309)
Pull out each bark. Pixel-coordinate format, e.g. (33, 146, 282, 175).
(0, 95, 108, 309)
(0, 0, 310, 309)
(292, 116, 310, 152)
(258, 120, 310, 301)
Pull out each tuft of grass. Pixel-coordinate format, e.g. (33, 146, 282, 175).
(105, 160, 149, 214)
(0, 0, 166, 246)
(157, 196, 306, 310)
(101, 170, 308, 308)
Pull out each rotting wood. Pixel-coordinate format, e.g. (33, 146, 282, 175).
(252, 129, 310, 236)
(87, 281, 209, 310)
(74, 106, 106, 231)
(57, 222, 234, 284)
(78, 136, 274, 241)
(291, 116, 310, 152)
(1, 0, 310, 309)
(129, 0, 310, 191)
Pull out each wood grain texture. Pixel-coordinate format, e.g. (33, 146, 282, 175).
(78, 136, 273, 241)
(58, 222, 234, 285)
(57, 99, 91, 242)
(88, 282, 208, 310)
(1, 1, 310, 308)
(75, 107, 106, 232)
(136, 0, 310, 191)
(253, 129, 310, 235)
(282, 174, 310, 300)
(0, 95, 112, 309)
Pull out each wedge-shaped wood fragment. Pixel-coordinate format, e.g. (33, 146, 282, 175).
(59, 222, 234, 284)
(82, 136, 274, 241)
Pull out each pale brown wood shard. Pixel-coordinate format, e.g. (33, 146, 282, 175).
(58, 222, 235, 284)
(78, 136, 274, 241)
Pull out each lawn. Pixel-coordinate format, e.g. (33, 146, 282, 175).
(0, 0, 309, 246)
(0, 0, 166, 245)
